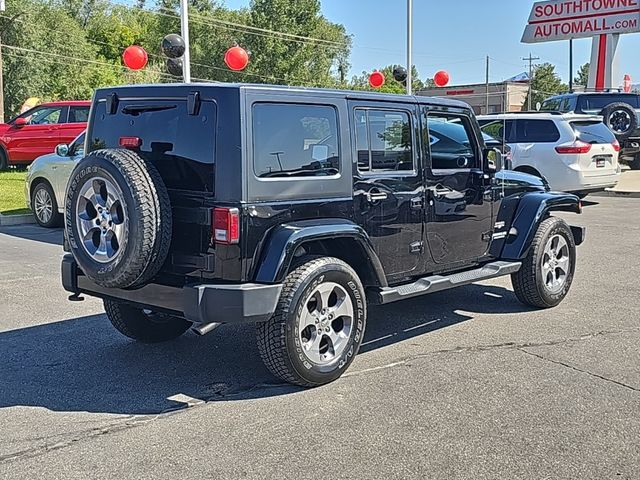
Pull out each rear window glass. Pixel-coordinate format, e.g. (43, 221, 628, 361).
(253, 103, 339, 178)
(89, 99, 216, 192)
(571, 121, 616, 143)
(513, 119, 560, 143)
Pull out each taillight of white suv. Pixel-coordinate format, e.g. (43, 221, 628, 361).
(555, 141, 592, 154)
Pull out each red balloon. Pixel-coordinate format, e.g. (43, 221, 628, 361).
(369, 71, 385, 88)
(434, 70, 450, 87)
(224, 46, 249, 71)
(122, 45, 148, 71)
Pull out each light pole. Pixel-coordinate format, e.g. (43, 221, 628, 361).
(179, 0, 191, 83)
(406, 0, 413, 95)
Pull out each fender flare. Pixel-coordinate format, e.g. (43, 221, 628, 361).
(253, 218, 387, 286)
(500, 191, 582, 260)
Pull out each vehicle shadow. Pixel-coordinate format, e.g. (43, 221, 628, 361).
(0, 225, 63, 246)
(0, 283, 529, 416)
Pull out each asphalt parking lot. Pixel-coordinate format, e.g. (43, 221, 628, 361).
(0, 196, 639, 480)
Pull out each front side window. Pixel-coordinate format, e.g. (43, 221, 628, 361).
(355, 109, 414, 173)
(253, 103, 339, 178)
(426, 113, 478, 170)
(22, 107, 63, 125)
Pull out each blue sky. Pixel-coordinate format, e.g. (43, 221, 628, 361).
(223, 0, 640, 86)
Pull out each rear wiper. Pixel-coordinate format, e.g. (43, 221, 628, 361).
(262, 167, 339, 178)
(122, 105, 176, 116)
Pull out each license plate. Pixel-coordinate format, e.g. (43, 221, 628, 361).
(595, 157, 607, 168)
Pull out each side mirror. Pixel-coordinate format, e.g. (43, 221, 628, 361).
(14, 117, 28, 127)
(483, 147, 503, 173)
(55, 144, 70, 157)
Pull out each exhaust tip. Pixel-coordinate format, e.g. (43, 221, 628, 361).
(191, 322, 222, 336)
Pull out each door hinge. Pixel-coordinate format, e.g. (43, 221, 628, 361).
(410, 241, 424, 254)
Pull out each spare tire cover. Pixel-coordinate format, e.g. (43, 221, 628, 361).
(65, 149, 172, 289)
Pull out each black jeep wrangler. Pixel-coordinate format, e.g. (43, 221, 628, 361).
(62, 83, 585, 387)
(541, 92, 640, 169)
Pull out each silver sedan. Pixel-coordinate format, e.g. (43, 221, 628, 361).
(25, 132, 85, 227)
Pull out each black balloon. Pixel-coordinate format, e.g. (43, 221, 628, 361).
(166, 57, 183, 76)
(162, 34, 186, 59)
(393, 66, 407, 83)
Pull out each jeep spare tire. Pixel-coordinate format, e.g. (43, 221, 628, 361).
(602, 102, 638, 140)
(65, 149, 172, 289)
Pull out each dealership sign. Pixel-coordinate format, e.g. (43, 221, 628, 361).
(522, 0, 640, 43)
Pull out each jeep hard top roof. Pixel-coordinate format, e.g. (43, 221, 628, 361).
(477, 112, 603, 122)
(93, 82, 471, 110)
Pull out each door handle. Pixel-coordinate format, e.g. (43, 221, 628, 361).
(366, 191, 388, 203)
(433, 185, 452, 197)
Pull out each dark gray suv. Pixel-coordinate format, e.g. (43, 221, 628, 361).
(541, 92, 640, 169)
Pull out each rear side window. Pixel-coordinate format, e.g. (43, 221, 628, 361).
(253, 103, 339, 178)
(579, 95, 640, 112)
(355, 109, 414, 173)
(512, 119, 560, 143)
(69, 106, 90, 123)
(571, 121, 615, 144)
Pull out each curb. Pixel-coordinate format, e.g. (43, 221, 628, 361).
(590, 189, 640, 199)
(0, 213, 37, 226)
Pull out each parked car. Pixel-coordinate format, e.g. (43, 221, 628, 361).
(541, 92, 640, 169)
(478, 112, 620, 197)
(0, 100, 90, 170)
(61, 83, 584, 387)
(25, 131, 85, 227)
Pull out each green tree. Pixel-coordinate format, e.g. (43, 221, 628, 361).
(574, 62, 589, 87)
(526, 63, 568, 109)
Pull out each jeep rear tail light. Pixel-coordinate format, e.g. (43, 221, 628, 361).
(213, 208, 240, 245)
(612, 140, 621, 152)
(119, 136, 141, 148)
(555, 141, 591, 154)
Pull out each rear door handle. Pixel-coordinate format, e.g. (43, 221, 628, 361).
(433, 185, 452, 197)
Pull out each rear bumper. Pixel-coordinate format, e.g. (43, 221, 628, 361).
(61, 255, 282, 324)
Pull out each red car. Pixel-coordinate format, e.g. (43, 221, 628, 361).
(0, 100, 91, 170)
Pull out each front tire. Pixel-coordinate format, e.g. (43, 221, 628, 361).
(104, 299, 192, 343)
(31, 182, 62, 228)
(0, 149, 7, 171)
(256, 257, 367, 387)
(511, 217, 576, 308)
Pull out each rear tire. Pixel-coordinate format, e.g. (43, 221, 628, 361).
(256, 257, 367, 387)
(104, 299, 191, 343)
(511, 217, 576, 308)
(31, 182, 62, 228)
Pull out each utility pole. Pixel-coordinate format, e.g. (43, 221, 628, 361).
(406, 0, 413, 95)
(179, 0, 191, 83)
(485, 56, 490, 114)
(569, 39, 574, 92)
(0, 0, 5, 123)
(523, 53, 540, 110)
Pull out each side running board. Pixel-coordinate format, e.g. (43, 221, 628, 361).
(373, 261, 522, 305)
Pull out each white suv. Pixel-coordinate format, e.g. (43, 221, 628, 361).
(478, 112, 620, 196)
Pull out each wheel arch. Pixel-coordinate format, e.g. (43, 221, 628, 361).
(514, 165, 543, 178)
(252, 219, 387, 288)
(499, 191, 582, 260)
(29, 176, 57, 209)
